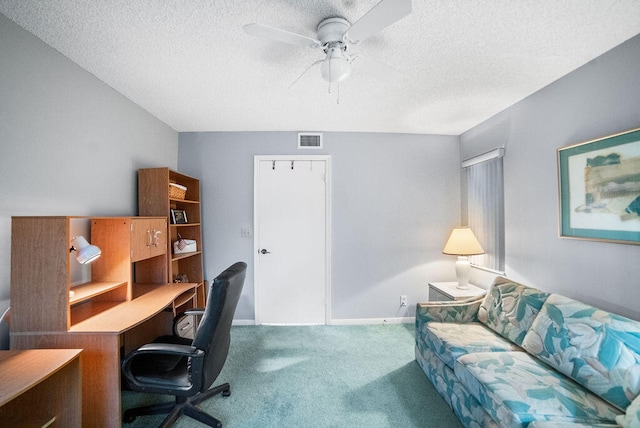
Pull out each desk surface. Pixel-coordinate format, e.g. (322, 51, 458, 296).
(0, 349, 82, 406)
(69, 282, 196, 333)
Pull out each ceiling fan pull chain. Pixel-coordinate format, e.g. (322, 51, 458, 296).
(328, 54, 333, 94)
(337, 82, 340, 105)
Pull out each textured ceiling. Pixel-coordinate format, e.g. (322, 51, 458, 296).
(1, 1, 640, 135)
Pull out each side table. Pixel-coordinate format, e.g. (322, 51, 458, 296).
(428, 281, 485, 302)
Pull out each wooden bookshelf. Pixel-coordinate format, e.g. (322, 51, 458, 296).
(138, 167, 206, 307)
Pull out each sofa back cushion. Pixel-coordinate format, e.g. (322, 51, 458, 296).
(522, 293, 640, 410)
(478, 276, 550, 346)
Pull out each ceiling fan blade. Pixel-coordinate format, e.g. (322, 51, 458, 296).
(344, 0, 411, 44)
(288, 60, 324, 89)
(351, 55, 404, 83)
(244, 23, 321, 48)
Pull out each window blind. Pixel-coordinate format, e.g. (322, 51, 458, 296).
(465, 154, 505, 272)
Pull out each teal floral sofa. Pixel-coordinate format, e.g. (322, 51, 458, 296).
(415, 276, 640, 428)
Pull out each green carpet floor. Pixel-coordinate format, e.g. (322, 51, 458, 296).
(122, 323, 462, 427)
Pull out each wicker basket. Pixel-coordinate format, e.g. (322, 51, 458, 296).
(169, 182, 187, 200)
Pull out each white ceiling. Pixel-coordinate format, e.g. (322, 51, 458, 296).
(2, 1, 640, 135)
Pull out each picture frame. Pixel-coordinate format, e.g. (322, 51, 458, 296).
(557, 127, 640, 245)
(170, 209, 188, 224)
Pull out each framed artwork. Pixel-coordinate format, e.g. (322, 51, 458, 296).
(557, 127, 640, 244)
(170, 209, 188, 224)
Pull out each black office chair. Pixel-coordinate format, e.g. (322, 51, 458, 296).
(121, 262, 247, 428)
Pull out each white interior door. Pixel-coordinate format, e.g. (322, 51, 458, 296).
(254, 156, 330, 325)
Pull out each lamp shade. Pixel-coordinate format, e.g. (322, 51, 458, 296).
(70, 236, 102, 264)
(442, 227, 484, 256)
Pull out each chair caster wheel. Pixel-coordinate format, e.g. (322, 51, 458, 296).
(222, 388, 231, 397)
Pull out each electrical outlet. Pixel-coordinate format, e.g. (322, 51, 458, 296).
(400, 295, 407, 307)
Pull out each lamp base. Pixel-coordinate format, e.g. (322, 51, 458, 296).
(455, 256, 471, 289)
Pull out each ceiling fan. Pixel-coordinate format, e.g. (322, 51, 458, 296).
(244, 0, 412, 90)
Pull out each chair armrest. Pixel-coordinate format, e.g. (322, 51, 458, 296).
(181, 308, 205, 316)
(172, 309, 205, 338)
(125, 342, 202, 359)
(122, 343, 204, 373)
(122, 343, 205, 393)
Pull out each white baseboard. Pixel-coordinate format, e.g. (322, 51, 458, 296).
(232, 317, 415, 326)
(232, 319, 256, 326)
(330, 317, 415, 325)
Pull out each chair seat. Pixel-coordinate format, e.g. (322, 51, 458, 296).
(129, 354, 190, 388)
(139, 334, 192, 374)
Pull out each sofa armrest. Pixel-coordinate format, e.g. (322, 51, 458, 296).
(415, 295, 484, 324)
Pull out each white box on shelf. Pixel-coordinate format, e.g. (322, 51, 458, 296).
(173, 239, 197, 254)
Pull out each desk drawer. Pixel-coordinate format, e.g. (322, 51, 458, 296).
(175, 315, 195, 340)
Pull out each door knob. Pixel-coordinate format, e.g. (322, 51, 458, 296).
(260, 249, 271, 254)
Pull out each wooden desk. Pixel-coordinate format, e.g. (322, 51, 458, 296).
(0, 349, 82, 427)
(11, 282, 196, 428)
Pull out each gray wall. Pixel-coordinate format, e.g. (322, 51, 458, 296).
(3, 8, 638, 323)
(461, 34, 640, 320)
(178, 132, 460, 321)
(0, 13, 178, 301)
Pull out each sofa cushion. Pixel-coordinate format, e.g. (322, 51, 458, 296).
(522, 294, 640, 410)
(425, 321, 521, 369)
(478, 277, 550, 346)
(455, 351, 622, 426)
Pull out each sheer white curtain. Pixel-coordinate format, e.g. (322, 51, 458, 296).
(465, 154, 505, 272)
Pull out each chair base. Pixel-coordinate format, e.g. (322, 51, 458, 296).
(123, 383, 231, 428)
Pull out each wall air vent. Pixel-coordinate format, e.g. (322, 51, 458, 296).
(298, 132, 323, 149)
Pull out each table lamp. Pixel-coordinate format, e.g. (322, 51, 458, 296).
(70, 236, 102, 264)
(442, 227, 484, 289)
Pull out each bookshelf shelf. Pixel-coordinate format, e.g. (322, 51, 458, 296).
(69, 281, 127, 306)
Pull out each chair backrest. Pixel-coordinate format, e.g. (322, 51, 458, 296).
(192, 261, 247, 392)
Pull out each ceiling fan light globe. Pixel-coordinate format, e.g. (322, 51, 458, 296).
(321, 56, 351, 83)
